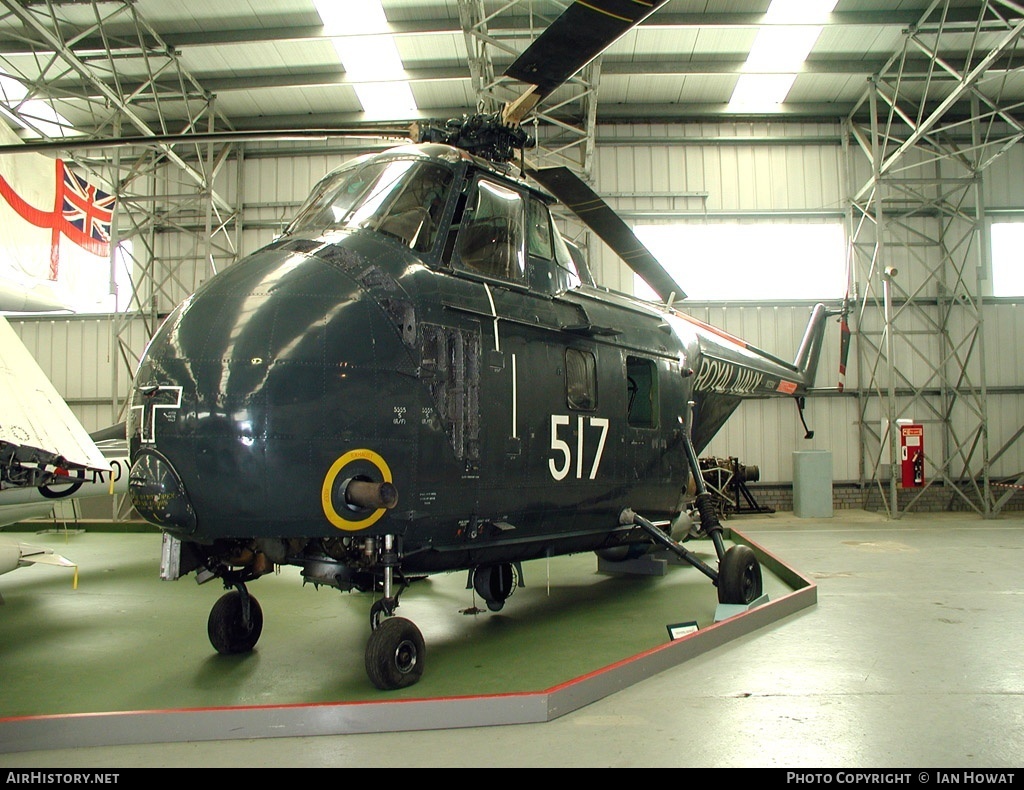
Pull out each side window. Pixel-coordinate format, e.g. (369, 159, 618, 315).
(626, 356, 658, 428)
(456, 179, 526, 283)
(566, 348, 597, 410)
(527, 197, 553, 260)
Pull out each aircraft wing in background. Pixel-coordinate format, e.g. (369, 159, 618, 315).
(0, 275, 69, 313)
(0, 314, 110, 492)
(0, 429, 128, 527)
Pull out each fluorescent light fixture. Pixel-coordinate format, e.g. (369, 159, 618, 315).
(314, 0, 417, 120)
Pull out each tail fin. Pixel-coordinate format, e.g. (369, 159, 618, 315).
(792, 303, 840, 389)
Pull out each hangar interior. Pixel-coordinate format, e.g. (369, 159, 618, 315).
(0, 0, 1023, 768)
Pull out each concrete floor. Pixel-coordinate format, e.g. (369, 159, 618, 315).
(0, 508, 1022, 768)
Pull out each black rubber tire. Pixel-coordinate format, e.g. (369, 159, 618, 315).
(717, 544, 763, 604)
(207, 590, 263, 654)
(365, 617, 426, 690)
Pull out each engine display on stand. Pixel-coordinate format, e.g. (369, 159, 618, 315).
(698, 457, 774, 520)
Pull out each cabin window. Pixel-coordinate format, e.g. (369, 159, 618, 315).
(626, 356, 658, 428)
(455, 179, 526, 283)
(565, 348, 597, 410)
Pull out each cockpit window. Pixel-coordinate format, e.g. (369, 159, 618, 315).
(286, 158, 391, 234)
(285, 158, 453, 252)
(526, 197, 581, 294)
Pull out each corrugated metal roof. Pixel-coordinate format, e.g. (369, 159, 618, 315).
(0, 0, 1019, 135)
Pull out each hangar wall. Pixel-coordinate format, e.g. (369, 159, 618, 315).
(585, 122, 1024, 490)
(585, 122, 854, 484)
(6, 121, 1024, 493)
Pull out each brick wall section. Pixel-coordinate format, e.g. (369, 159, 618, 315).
(736, 483, 1024, 513)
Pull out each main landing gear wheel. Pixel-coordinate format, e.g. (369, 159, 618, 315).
(208, 590, 264, 654)
(365, 616, 425, 690)
(717, 544, 763, 605)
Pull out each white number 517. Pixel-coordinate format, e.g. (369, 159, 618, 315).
(548, 414, 610, 481)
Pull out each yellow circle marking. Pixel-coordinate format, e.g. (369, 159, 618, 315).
(321, 448, 393, 531)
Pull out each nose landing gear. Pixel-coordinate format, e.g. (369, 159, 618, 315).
(364, 534, 427, 690)
(365, 616, 425, 690)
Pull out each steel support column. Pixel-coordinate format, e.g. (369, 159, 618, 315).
(845, 0, 1024, 516)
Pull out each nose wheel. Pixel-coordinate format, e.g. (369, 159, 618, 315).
(365, 616, 425, 690)
(364, 534, 426, 690)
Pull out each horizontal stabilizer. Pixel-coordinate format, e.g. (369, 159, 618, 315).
(21, 547, 76, 568)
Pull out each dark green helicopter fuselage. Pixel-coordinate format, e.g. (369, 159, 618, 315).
(127, 143, 826, 581)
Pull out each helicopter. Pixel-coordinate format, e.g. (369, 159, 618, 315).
(126, 0, 838, 691)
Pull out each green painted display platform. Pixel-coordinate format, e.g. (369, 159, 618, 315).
(0, 525, 814, 751)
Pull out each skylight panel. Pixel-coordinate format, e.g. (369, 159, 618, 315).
(0, 71, 79, 139)
(314, 0, 417, 120)
(745, 27, 823, 72)
(728, 0, 838, 112)
(730, 73, 799, 109)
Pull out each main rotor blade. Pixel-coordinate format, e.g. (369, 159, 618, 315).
(505, 0, 669, 99)
(0, 127, 412, 155)
(528, 165, 685, 303)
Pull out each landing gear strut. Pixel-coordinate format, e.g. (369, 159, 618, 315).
(624, 418, 763, 606)
(365, 534, 426, 690)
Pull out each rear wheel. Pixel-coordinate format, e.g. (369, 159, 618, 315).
(365, 616, 425, 690)
(717, 545, 763, 604)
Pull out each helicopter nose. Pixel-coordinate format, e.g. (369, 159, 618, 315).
(129, 449, 197, 536)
